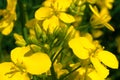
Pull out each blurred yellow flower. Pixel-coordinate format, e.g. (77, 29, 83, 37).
(0, 45, 51, 79)
(68, 36, 118, 79)
(53, 60, 69, 79)
(91, 29, 103, 38)
(87, 0, 97, 4)
(104, 0, 114, 9)
(0, 0, 17, 35)
(89, 5, 115, 31)
(35, 0, 75, 33)
(96, 0, 114, 9)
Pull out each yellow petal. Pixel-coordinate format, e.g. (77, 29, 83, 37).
(59, 12, 75, 23)
(90, 57, 109, 78)
(88, 70, 105, 80)
(97, 50, 119, 69)
(0, 62, 30, 80)
(105, 0, 114, 9)
(83, 33, 93, 42)
(7, 0, 17, 13)
(77, 67, 86, 76)
(2, 22, 14, 35)
(9, 72, 30, 80)
(0, 21, 9, 28)
(69, 37, 91, 59)
(0, 62, 13, 75)
(67, 25, 76, 39)
(43, 15, 59, 33)
(89, 5, 100, 17)
(73, 37, 95, 50)
(0, 62, 14, 80)
(53, 0, 72, 11)
(23, 52, 51, 75)
(35, 7, 53, 20)
(54, 62, 68, 79)
(100, 9, 111, 24)
(11, 46, 30, 64)
(43, 0, 54, 7)
(104, 23, 115, 31)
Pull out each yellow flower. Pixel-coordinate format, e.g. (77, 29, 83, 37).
(71, 65, 106, 80)
(11, 46, 52, 75)
(35, 0, 75, 33)
(68, 36, 119, 79)
(87, 69, 105, 80)
(90, 57, 109, 78)
(0, 45, 51, 79)
(78, 67, 107, 80)
(0, 0, 17, 35)
(0, 62, 30, 80)
(97, 51, 119, 69)
(89, 5, 115, 31)
(68, 37, 95, 59)
(96, 0, 114, 9)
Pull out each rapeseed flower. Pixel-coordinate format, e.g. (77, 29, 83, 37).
(0, 45, 51, 80)
(0, 0, 17, 35)
(76, 67, 106, 80)
(89, 5, 115, 31)
(0, 62, 30, 80)
(35, 0, 75, 33)
(68, 35, 118, 79)
(96, 0, 114, 9)
(70, 63, 106, 80)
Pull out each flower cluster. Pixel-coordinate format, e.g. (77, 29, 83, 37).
(0, 0, 17, 35)
(0, 0, 119, 80)
(69, 34, 118, 80)
(35, 0, 75, 33)
(0, 45, 51, 80)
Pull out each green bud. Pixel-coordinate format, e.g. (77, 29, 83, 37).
(28, 35, 39, 44)
(34, 23, 42, 38)
(14, 33, 26, 46)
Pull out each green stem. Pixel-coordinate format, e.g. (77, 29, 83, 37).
(50, 47, 63, 80)
(17, 0, 28, 42)
(32, 75, 38, 80)
(60, 65, 81, 80)
(0, 34, 3, 62)
(52, 47, 63, 64)
(84, 66, 88, 80)
(50, 65, 58, 80)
